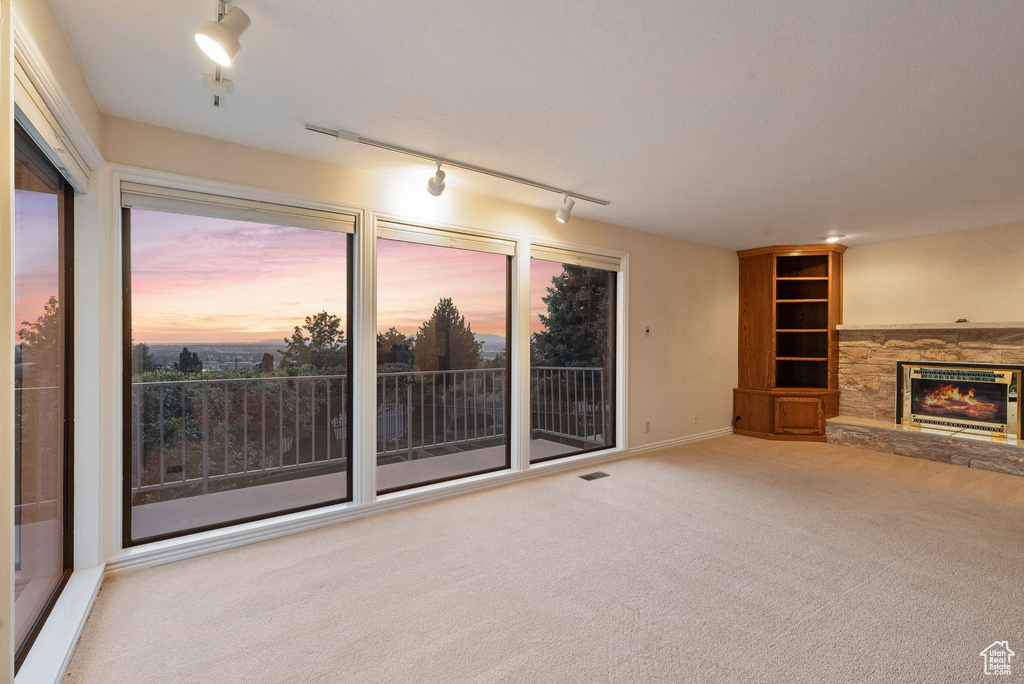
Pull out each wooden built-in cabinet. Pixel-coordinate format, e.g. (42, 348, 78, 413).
(733, 244, 845, 441)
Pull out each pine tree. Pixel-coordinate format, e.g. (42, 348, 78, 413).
(413, 298, 482, 371)
(259, 352, 275, 373)
(532, 265, 612, 367)
(176, 347, 203, 375)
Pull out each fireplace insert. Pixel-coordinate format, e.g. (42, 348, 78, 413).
(896, 362, 1021, 439)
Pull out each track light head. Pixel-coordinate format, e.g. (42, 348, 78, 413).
(196, 7, 251, 67)
(555, 195, 575, 223)
(427, 163, 446, 196)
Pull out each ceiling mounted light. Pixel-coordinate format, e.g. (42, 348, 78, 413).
(305, 123, 612, 211)
(823, 235, 845, 243)
(427, 162, 446, 196)
(195, 6, 251, 67)
(555, 195, 575, 223)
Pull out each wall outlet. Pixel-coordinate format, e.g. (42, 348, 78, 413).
(693, 412, 699, 424)
(645, 421, 651, 433)
(645, 326, 651, 337)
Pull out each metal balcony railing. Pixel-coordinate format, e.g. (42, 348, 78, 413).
(530, 366, 607, 444)
(377, 368, 508, 460)
(129, 366, 608, 497)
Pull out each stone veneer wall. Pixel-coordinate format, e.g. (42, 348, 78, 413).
(838, 327, 1024, 422)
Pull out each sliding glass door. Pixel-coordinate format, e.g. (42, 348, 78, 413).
(13, 124, 74, 666)
(375, 228, 512, 493)
(122, 187, 355, 544)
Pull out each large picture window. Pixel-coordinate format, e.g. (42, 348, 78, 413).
(122, 185, 354, 544)
(13, 124, 74, 666)
(529, 250, 617, 463)
(375, 225, 512, 493)
(117, 188, 623, 546)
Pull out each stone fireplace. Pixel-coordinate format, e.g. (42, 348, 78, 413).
(826, 323, 1024, 476)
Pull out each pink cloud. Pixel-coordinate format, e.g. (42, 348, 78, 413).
(128, 211, 521, 344)
(130, 210, 348, 343)
(376, 239, 508, 336)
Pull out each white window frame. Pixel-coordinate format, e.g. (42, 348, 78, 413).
(95, 173, 629, 574)
(9, 10, 105, 682)
(116, 175, 362, 547)
(525, 240, 628, 469)
(104, 166, 369, 562)
(11, 11, 102, 194)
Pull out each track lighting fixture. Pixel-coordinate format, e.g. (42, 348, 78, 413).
(305, 123, 612, 213)
(427, 162, 446, 196)
(555, 195, 575, 223)
(196, 6, 251, 67)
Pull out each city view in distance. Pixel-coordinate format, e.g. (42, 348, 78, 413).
(140, 332, 509, 374)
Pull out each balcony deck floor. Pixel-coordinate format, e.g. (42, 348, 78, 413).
(132, 438, 582, 540)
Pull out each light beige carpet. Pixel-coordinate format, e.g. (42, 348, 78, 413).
(64, 435, 1024, 683)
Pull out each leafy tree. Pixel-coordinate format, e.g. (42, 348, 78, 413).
(175, 347, 203, 375)
(377, 327, 413, 366)
(532, 265, 611, 367)
(17, 296, 61, 385)
(280, 311, 346, 371)
(18, 296, 60, 353)
(413, 298, 482, 371)
(259, 352, 275, 373)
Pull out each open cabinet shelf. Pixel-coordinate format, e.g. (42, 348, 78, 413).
(734, 244, 845, 441)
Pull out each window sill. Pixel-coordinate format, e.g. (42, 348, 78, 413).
(15, 565, 104, 684)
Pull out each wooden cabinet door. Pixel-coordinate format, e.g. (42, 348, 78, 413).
(774, 397, 824, 435)
(734, 390, 773, 435)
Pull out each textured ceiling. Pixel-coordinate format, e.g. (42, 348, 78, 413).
(49, 0, 1024, 249)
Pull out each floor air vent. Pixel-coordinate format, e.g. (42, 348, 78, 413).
(579, 471, 610, 481)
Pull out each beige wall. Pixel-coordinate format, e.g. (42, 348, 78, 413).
(13, 0, 101, 144)
(844, 222, 1024, 325)
(102, 115, 739, 447)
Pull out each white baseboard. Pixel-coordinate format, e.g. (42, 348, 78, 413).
(629, 426, 735, 455)
(15, 565, 104, 684)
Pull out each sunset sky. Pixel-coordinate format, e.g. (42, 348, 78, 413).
(122, 210, 567, 344)
(130, 210, 349, 343)
(14, 189, 60, 341)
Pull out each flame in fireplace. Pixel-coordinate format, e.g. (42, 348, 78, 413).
(920, 383, 1001, 420)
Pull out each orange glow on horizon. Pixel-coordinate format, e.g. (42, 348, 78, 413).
(127, 211, 565, 345)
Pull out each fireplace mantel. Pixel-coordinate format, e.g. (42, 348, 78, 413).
(837, 321, 1024, 332)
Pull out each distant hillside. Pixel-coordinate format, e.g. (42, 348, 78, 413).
(142, 333, 507, 365)
(475, 333, 506, 359)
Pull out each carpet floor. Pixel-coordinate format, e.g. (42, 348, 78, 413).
(64, 435, 1024, 683)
